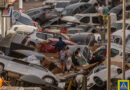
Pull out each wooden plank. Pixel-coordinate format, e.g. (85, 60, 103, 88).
(76, 63, 98, 70)
(56, 63, 98, 80)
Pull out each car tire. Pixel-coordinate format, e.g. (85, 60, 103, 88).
(0, 64, 4, 74)
(42, 76, 56, 85)
(117, 69, 122, 74)
(93, 76, 104, 87)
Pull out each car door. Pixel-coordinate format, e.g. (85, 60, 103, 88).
(27, 64, 48, 79)
(7, 60, 29, 75)
(45, 40, 57, 53)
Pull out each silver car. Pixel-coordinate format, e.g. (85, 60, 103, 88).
(0, 55, 59, 85)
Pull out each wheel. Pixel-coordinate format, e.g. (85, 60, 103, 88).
(93, 76, 104, 87)
(117, 69, 122, 74)
(0, 64, 4, 74)
(42, 76, 56, 85)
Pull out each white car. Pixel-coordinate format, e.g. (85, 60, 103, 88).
(125, 70, 130, 80)
(0, 55, 59, 85)
(8, 25, 37, 44)
(87, 65, 122, 89)
(111, 30, 130, 48)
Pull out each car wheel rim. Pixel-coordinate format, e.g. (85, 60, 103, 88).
(94, 77, 103, 86)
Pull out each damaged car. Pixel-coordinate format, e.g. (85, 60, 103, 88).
(0, 55, 59, 85)
(87, 65, 122, 89)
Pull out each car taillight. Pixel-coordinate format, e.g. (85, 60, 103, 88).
(26, 35, 30, 38)
(92, 57, 96, 60)
(61, 30, 67, 34)
(39, 28, 43, 32)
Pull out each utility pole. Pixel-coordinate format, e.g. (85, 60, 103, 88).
(122, 0, 126, 80)
(19, 0, 23, 12)
(107, 14, 111, 90)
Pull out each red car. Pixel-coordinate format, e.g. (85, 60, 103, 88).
(39, 38, 77, 53)
(43, 30, 70, 40)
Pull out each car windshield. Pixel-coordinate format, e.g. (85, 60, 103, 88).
(83, 47, 91, 60)
(62, 9, 72, 16)
(111, 48, 119, 57)
(111, 23, 128, 30)
(18, 16, 34, 26)
(110, 6, 122, 14)
(56, 2, 69, 8)
(77, 54, 86, 65)
(36, 33, 46, 39)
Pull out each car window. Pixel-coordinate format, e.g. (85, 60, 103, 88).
(36, 33, 46, 39)
(92, 16, 100, 24)
(114, 37, 122, 44)
(79, 5, 86, 12)
(30, 64, 48, 71)
(12, 59, 29, 65)
(62, 9, 72, 16)
(73, 8, 80, 15)
(77, 55, 86, 65)
(95, 48, 106, 56)
(111, 48, 119, 57)
(80, 17, 90, 23)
